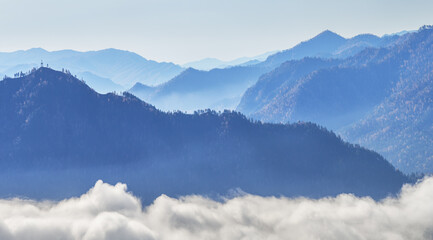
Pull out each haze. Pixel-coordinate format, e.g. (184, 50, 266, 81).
(1, 0, 432, 63)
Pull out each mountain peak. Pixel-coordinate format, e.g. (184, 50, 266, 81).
(1, 66, 158, 115)
(33, 66, 75, 78)
(314, 30, 346, 41)
(26, 47, 48, 53)
(129, 82, 153, 92)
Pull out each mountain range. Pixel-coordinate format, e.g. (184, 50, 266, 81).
(0, 67, 408, 202)
(0, 48, 184, 91)
(130, 30, 403, 112)
(239, 26, 433, 173)
(2, 27, 431, 176)
(181, 51, 277, 70)
(0, 30, 404, 112)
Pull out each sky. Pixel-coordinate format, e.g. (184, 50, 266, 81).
(0, 0, 432, 64)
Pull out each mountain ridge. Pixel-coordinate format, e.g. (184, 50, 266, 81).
(239, 26, 433, 173)
(130, 30, 404, 112)
(0, 67, 409, 201)
(0, 48, 185, 89)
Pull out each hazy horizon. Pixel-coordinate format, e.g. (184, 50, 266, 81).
(1, 0, 432, 64)
(0, 28, 417, 65)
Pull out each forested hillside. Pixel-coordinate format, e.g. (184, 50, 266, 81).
(0, 68, 408, 201)
(343, 26, 433, 173)
(241, 26, 433, 173)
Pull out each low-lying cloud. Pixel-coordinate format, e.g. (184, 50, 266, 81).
(1, 177, 433, 240)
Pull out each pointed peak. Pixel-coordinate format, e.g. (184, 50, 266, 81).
(320, 29, 335, 34)
(315, 30, 345, 40)
(130, 82, 151, 89)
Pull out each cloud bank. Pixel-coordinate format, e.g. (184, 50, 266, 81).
(0, 178, 433, 240)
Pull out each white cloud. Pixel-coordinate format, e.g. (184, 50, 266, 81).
(0, 178, 433, 240)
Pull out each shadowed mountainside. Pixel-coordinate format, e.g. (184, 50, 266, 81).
(0, 68, 408, 201)
(240, 26, 433, 173)
(342, 26, 433, 173)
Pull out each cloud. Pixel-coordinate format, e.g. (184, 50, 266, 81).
(0, 178, 433, 240)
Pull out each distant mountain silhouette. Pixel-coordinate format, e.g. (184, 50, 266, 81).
(78, 71, 124, 93)
(0, 67, 408, 201)
(130, 31, 402, 112)
(183, 58, 228, 70)
(129, 82, 155, 98)
(261, 30, 400, 67)
(0, 48, 184, 90)
(133, 66, 268, 112)
(182, 51, 277, 70)
(241, 26, 433, 173)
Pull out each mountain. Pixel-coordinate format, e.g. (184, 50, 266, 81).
(130, 31, 402, 112)
(261, 30, 345, 67)
(182, 51, 277, 70)
(0, 67, 408, 201)
(244, 48, 403, 129)
(182, 58, 228, 70)
(129, 82, 155, 99)
(262, 31, 400, 67)
(383, 30, 417, 37)
(77, 71, 124, 93)
(0, 48, 184, 89)
(342, 26, 433, 173)
(241, 26, 433, 173)
(237, 58, 343, 115)
(134, 66, 269, 112)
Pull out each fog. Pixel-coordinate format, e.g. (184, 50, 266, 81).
(0, 177, 432, 240)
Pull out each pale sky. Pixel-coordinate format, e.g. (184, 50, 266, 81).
(0, 0, 432, 64)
